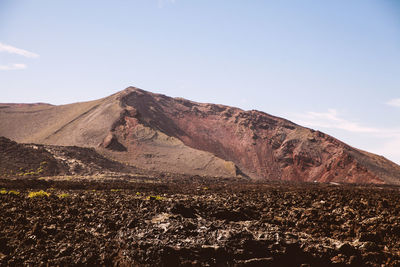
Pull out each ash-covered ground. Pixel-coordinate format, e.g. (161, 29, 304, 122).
(1, 177, 400, 266)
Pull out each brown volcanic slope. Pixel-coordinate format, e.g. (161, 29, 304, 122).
(0, 136, 133, 177)
(1, 87, 400, 184)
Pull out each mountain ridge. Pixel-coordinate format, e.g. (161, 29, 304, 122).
(1, 86, 400, 184)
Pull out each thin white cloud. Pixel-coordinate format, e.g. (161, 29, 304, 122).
(0, 63, 27, 71)
(294, 109, 383, 134)
(291, 109, 400, 164)
(387, 98, 400, 107)
(0, 42, 39, 58)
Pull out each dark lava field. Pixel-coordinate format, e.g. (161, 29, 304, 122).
(1, 177, 400, 266)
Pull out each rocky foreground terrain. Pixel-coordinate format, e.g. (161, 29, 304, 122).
(1, 177, 400, 266)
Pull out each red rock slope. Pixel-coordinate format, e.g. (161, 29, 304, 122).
(1, 87, 400, 184)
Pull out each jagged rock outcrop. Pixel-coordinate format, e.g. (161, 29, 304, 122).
(1, 87, 400, 184)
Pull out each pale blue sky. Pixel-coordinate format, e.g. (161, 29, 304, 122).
(1, 0, 400, 163)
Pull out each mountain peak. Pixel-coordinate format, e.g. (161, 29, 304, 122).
(1, 87, 400, 184)
(113, 86, 149, 99)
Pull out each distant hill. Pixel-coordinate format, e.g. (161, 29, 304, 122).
(1, 87, 400, 184)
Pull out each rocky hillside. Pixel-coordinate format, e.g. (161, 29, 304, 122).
(0, 137, 133, 177)
(1, 87, 400, 184)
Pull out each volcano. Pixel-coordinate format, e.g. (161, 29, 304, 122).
(1, 87, 400, 184)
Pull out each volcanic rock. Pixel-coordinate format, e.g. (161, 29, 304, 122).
(0, 136, 133, 177)
(1, 87, 400, 184)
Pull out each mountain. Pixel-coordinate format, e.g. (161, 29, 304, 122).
(1, 87, 400, 184)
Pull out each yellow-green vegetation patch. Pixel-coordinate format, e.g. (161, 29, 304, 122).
(28, 190, 50, 198)
(136, 192, 141, 196)
(16, 161, 49, 177)
(57, 193, 70, 199)
(0, 189, 8, 195)
(23, 171, 36, 176)
(147, 195, 164, 201)
(8, 190, 20, 195)
(110, 189, 121, 192)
